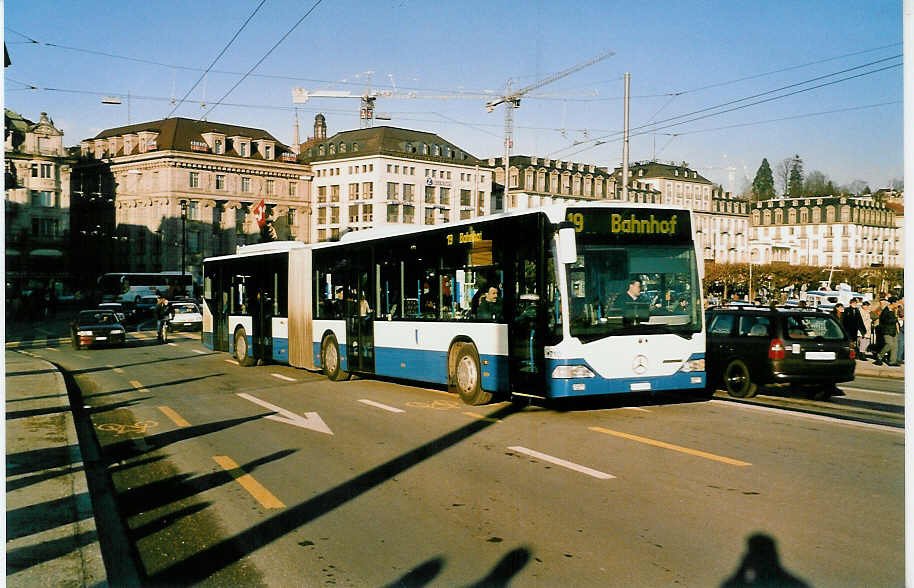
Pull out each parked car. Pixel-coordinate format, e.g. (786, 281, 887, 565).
(168, 301, 202, 332)
(71, 309, 127, 349)
(706, 306, 855, 400)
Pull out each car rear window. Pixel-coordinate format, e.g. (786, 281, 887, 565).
(173, 303, 198, 313)
(784, 314, 845, 341)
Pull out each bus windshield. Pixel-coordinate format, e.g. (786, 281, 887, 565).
(567, 243, 702, 342)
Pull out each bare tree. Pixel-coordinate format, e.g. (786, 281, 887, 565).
(776, 157, 793, 196)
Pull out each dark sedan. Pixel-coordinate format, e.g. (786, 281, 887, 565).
(71, 309, 127, 349)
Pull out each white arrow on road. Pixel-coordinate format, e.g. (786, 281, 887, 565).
(237, 393, 333, 435)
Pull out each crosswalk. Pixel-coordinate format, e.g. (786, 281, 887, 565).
(5, 331, 200, 350)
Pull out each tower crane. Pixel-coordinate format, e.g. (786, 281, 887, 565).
(485, 49, 614, 195)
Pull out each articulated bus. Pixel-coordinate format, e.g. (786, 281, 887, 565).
(99, 271, 193, 303)
(201, 203, 706, 404)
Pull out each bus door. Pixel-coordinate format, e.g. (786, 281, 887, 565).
(346, 248, 375, 373)
(212, 269, 230, 350)
(508, 229, 547, 396)
(254, 287, 273, 362)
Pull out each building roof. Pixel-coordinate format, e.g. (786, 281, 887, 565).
(299, 125, 483, 165)
(88, 117, 294, 158)
(614, 161, 713, 184)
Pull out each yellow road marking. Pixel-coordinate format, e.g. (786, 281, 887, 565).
(463, 412, 500, 423)
(129, 380, 146, 391)
(113, 367, 125, 374)
(213, 455, 285, 509)
(589, 426, 751, 467)
(158, 406, 191, 427)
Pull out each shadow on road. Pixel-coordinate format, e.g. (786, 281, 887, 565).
(720, 532, 809, 588)
(383, 546, 532, 588)
(146, 402, 523, 585)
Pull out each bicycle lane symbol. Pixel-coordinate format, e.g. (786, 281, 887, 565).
(405, 399, 461, 411)
(95, 420, 159, 436)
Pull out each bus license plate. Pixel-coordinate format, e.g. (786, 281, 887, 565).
(805, 351, 835, 360)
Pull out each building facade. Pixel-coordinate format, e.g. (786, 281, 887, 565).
(489, 155, 661, 211)
(750, 195, 902, 269)
(4, 109, 75, 294)
(300, 122, 492, 242)
(74, 117, 312, 286)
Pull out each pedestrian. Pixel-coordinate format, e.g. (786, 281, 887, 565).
(843, 298, 866, 357)
(896, 297, 904, 363)
(873, 297, 900, 366)
(154, 291, 173, 342)
(871, 299, 885, 355)
(831, 302, 845, 322)
(859, 300, 873, 358)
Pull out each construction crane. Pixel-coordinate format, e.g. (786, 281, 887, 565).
(485, 49, 614, 195)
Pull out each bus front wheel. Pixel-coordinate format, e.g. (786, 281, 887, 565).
(451, 344, 492, 406)
(321, 334, 350, 381)
(234, 328, 256, 367)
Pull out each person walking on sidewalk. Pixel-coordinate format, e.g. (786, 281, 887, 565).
(873, 297, 900, 366)
(843, 297, 866, 357)
(860, 300, 873, 358)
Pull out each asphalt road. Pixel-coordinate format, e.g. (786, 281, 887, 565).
(35, 332, 904, 586)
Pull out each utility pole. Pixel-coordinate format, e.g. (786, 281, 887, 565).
(621, 73, 630, 201)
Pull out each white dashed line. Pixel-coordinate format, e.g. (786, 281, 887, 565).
(192, 349, 206, 354)
(508, 446, 615, 480)
(358, 399, 405, 413)
(271, 373, 297, 382)
(167, 342, 178, 347)
(225, 359, 239, 366)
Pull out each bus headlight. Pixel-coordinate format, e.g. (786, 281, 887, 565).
(552, 365, 596, 379)
(679, 358, 705, 372)
(77, 330, 93, 336)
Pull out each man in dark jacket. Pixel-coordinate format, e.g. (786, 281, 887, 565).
(873, 297, 900, 366)
(154, 292, 174, 342)
(843, 297, 866, 354)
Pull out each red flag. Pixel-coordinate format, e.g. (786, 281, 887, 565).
(252, 199, 266, 229)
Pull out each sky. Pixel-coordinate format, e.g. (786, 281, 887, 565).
(4, 0, 904, 193)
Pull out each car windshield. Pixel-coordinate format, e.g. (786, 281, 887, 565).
(172, 303, 198, 313)
(78, 310, 117, 324)
(784, 314, 846, 341)
(566, 243, 702, 341)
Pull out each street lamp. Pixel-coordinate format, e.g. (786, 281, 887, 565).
(179, 199, 188, 281)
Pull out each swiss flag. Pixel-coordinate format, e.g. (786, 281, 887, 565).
(252, 199, 267, 229)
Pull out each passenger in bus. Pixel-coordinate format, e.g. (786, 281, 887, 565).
(359, 293, 371, 317)
(475, 286, 503, 322)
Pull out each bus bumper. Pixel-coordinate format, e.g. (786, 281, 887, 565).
(545, 357, 706, 398)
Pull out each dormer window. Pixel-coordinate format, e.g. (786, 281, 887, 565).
(265, 145, 272, 159)
(329, 143, 336, 155)
(352, 143, 359, 152)
(240, 143, 247, 157)
(215, 139, 223, 154)
(339, 142, 346, 153)
(319, 145, 326, 156)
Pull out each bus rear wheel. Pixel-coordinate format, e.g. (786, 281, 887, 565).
(321, 334, 350, 381)
(234, 328, 255, 367)
(450, 343, 492, 406)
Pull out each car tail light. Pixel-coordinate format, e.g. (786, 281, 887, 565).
(849, 347, 855, 360)
(768, 338, 786, 360)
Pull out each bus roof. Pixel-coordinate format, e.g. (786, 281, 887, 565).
(205, 240, 308, 263)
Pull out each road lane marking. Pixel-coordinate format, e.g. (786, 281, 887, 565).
(225, 359, 239, 366)
(508, 446, 615, 480)
(837, 386, 902, 398)
(167, 342, 178, 347)
(192, 349, 206, 354)
(158, 406, 191, 427)
(710, 399, 903, 433)
(271, 373, 297, 382)
(237, 393, 333, 435)
(45, 347, 60, 351)
(620, 406, 651, 412)
(96, 421, 158, 436)
(358, 399, 405, 413)
(463, 412, 501, 423)
(213, 455, 285, 509)
(113, 367, 125, 374)
(589, 426, 751, 467)
(130, 380, 147, 392)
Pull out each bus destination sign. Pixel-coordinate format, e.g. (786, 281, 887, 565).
(566, 207, 691, 243)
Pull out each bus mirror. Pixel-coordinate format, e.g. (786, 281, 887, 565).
(558, 227, 578, 265)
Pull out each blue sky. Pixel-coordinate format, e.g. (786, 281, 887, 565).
(5, 0, 904, 192)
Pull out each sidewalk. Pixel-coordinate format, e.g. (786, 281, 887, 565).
(853, 358, 906, 380)
(5, 349, 106, 586)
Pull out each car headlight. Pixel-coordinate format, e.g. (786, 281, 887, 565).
(552, 364, 596, 378)
(679, 358, 705, 372)
(77, 330, 93, 336)
(109, 329, 125, 334)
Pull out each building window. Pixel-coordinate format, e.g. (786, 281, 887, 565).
(241, 177, 251, 192)
(362, 204, 373, 222)
(215, 174, 226, 190)
(266, 179, 275, 195)
(403, 205, 415, 223)
(330, 207, 340, 224)
(439, 187, 450, 205)
(288, 181, 298, 197)
(330, 185, 340, 202)
(31, 190, 55, 207)
(264, 145, 272, 159)
(424, 208, 436, 225)
(339, 142, 346, 153)
(362, 182, 373, 199)
(41, 163, 52, 178)
(403, 183, 414, 203)
(240, 143, 248, 157)
(352, 143, 359, 152)
(187, 200, 199, 220)
(460, 189, 471, 207)
(387, 204, 399, 223)
(425, 185, 435, 203)
(349, 183, 360, 200)
(329, 143, 336, 155)
(214, 139, 223, 154)
(387, 182, 399, 200)
(189, 172, 200, 188)
(32, 217, 59, 238)
(317, 207, 327, 224)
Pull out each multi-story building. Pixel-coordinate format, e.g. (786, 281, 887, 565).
(4, 109, 75, 294)
(73, 117, 311, 285)
(299, 118, 492, 242)
(751, 195, 902, 269)
(488, 155, 661, 211)
(612, 161, 751, 264)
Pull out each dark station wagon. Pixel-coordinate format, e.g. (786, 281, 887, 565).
(71, 309, 127, 350)
(706, 306, 855, 399)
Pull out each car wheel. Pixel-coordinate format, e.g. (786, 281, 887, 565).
(450, 343, 492, 405)
(234, 328, 256, 367)
(321, 334, 350, 381)
(723, 359, 758, 398)
(807, 384, 836, 401)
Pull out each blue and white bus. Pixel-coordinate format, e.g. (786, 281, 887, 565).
(201, 203, 706, 404)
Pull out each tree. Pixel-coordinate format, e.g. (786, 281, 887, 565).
(787, 154, 804, 197)
(776, 158, 792, 196)
(750, 158, 776, 202)
(804, 170, 829, 196)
